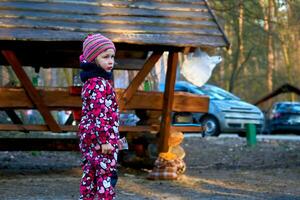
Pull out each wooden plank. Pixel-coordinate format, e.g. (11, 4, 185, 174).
(0, 138, 79, 151)
(204, 0, 230, 48)
(123, 91, 209, 112)
(0, 88, 209, 112)
(0, 2, 211, 19)
(121, 91, 163, 110)
(116, 0, 206, 3)
(0, 48, 147, 70)
(1, 50, 62, 132)
(121, 51, 163, 106)
(0, 124, 203, 133)
(115, 58, 146, 70)
(0, 0, 206, 5)
(0, 124, 58, 131)
(0, 124, 77, 132)
(173, 92, 209, 112)
(0, 87, 37, 108)
(0, 124, 158, 132)
(0, 18, 222, 37)
(0, 29, 228, 48)
(158, 52, 178, 152)
(0, 10, 218, 28)
(120, 125, 158, 132)
(93, 1, 208, 11)
(0, 1, 229, 49)
(0, 125, 205, 151)
(171, 125, 204, 132)
(3, 109, 29, 133)
(17, 0, 207, 11)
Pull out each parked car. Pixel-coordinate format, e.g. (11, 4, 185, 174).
(161, 81, 265, 136)
(265, 101, 300, 134)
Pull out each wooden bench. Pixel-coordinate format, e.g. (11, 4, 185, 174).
(0, 87, 208, 150)
(0, 124, 204, 133)
(0, 87, 208, 133)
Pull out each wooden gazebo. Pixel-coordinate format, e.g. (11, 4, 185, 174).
(0, 0, 229, 151)
(254, 83, 300, 106)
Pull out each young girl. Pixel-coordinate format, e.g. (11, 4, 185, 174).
(78, 33, 119, 200)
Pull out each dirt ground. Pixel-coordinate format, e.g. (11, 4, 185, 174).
(0, 136, 299, 200)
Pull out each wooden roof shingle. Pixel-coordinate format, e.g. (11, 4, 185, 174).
(0, 0, 229, 48)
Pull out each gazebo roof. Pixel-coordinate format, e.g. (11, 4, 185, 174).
(0, 0, 229, 48)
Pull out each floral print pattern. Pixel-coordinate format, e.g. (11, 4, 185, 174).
(78, 77, 119, 200)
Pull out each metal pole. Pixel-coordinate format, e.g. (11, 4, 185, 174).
(246, 123, 257, 147)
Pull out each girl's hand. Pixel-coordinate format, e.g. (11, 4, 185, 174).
(101, 143, 114, 154)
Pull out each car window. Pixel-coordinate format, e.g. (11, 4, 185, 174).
(161, 81, 240, 101)
(159, 83, 190, 92)
(276, 103, 300, 112)
(174, 85, 189, 92)
(194, 85, 240, 100)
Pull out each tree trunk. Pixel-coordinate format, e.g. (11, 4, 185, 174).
(267, 0, 275, 93)
(229, 1, 243, 92)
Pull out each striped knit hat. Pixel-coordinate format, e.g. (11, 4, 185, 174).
(80, 33, 116, 63)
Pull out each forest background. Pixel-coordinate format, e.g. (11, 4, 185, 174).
(0, 0, 299, 114)
(210, 0, 300, 110)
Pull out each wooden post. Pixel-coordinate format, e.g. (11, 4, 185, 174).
(1, 50, 62, 132)
(121, 51, 163, 108)
(158, 51, 178, 152)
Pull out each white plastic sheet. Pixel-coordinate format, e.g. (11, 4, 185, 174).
(181, 48, 222, 87)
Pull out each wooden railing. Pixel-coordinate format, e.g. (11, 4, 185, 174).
(0, 87, 209, 133)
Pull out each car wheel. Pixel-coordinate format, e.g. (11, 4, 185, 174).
(200, 116, 220, 137)
(265, 128, 273, 135)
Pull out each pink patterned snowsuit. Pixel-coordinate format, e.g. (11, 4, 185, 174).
(78, 77, 119, 200)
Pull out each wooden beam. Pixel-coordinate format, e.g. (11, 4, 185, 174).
(0, 124, 159, 132)
(0, 124, 157, 132)
(0, 40, 185, 68)
(0, 124, 78, 132)
(183, 47, 191, 55)
(0, 138, 79, 151)
(115, 58, 147, 70)
(0, 124, 203, 133)
(3, 109, 30, 133)
(0, 124, 67, 132)
(253, 83, 300, 106)
(158, 52, 178, 152)
(121, 51, 163, 108)
(0, 88, 81, 109)
(171, 125, 204, 132)
(0, 128, 204, 152)
(0, 88, 209, 112)
(1, 50, 62, 132)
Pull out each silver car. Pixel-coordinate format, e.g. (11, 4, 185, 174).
(171, 81, 265, 136)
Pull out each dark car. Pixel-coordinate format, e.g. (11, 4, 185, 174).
(266, 101, 300, 134)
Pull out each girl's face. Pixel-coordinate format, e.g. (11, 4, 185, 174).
(95, 48, 115, 72)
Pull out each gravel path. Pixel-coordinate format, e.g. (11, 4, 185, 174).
(0, 136, 299, 200)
